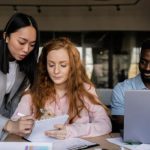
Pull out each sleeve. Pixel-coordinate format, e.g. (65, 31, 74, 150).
(66, 105, 112, 138)
(11, 94, 33, 121)
(111, 83, 125, 115)
(65, 85, 112, 138)
(0, 115, 9, 140)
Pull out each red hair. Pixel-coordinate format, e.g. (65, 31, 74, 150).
(29, 37, 108, 122)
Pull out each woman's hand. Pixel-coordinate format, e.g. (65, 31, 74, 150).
(4, 115, 35, 137)
(45, 124, 67, 140)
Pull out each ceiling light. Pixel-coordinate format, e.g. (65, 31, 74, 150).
(37, 6, 41, 13)
(13, 5, 18, 12)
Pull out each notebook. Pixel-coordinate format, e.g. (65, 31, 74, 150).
(124, 90, 150, 144)
(25, 114, 69, 142)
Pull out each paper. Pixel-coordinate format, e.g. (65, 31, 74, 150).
(0, 142, 52, 150)
(135, 144, 150, 150)
(25, 115, 68, 142)
(53, 138, 99, 150)
(107, 137, 138, 150)
(2, 138, 98, 150)
(107, 137, 150, 150)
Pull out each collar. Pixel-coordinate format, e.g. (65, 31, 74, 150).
(136, 74, 149, 90)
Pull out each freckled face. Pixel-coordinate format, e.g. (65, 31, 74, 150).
(47, 48, 70, 87)
(6, 26, 36, 61)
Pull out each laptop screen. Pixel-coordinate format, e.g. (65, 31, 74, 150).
(124, 90, 150, 144)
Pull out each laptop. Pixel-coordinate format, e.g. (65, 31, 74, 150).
(124, 90, 150, 144)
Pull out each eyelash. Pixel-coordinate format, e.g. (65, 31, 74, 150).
(19, 41, 35, 47)
(61, 64, 67, 67)
(140, 60, 147, 64)
(49, 64, 54, 67)
(48, 64, 67, 67)
(19, 42, 25, 45)
(30, 44, 35, 47)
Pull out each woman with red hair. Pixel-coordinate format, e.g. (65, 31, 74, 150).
(12, 37, 111, 139)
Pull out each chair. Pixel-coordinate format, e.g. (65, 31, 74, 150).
(96, 88, 112, 106)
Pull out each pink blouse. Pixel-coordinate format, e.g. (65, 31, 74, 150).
(12, 85, 112, 138)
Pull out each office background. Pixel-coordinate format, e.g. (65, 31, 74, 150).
(0, 0, 150, 88)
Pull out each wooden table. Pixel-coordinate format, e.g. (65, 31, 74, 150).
(83, 133, 120, 150)
(5, 133, 121, 150)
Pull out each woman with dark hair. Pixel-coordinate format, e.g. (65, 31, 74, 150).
(12, 37, 111, 139)
(0, 13, 40, 139)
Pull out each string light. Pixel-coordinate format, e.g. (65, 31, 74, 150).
(116, 5, 120, 11)
(88, 6, 92, 12)
(13, 5, 18, 12)
(37, 6, 41, 13)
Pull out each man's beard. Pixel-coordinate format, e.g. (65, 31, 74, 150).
(140, 70, 150, 83)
